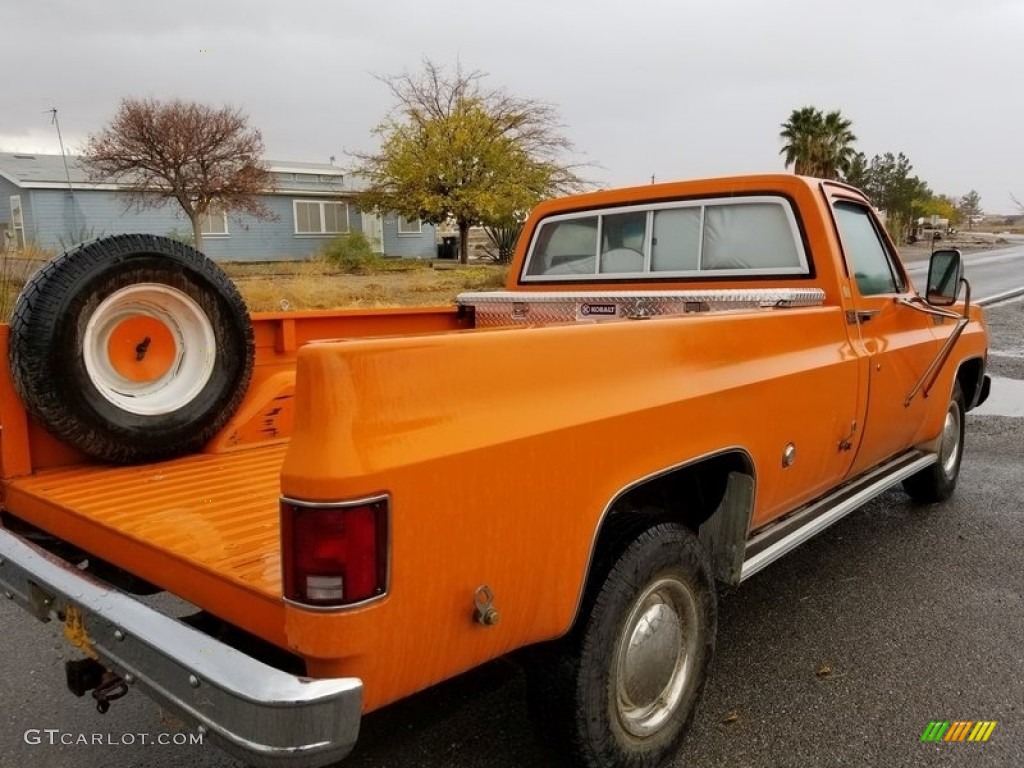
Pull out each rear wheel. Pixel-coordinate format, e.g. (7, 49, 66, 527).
(9, 234, 253, 464)
(527, 523, 716, 768)
(903, 381, 965, 503)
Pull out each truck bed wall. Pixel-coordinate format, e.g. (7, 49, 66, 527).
(279, 305, 882, 709)
(0, 307, 470, 478)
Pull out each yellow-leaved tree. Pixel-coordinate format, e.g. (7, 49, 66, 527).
(350, 60, 587, 264)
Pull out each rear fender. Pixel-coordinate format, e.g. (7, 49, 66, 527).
(572, 449, 756, 626)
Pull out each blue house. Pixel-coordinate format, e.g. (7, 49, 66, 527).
(0, 152, 437, 261)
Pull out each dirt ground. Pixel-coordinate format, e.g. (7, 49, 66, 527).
(228, 261, 507, 312)
(898, 233, 1005, 264)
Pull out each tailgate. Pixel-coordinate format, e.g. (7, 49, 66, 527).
(1, 443, 288, 645)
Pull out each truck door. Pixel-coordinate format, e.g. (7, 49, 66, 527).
(831, 199, 942, 478)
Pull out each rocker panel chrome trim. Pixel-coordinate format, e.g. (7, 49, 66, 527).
(740, 450, 937, 581)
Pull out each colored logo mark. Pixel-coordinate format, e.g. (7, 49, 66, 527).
(920, 721, 997, 742)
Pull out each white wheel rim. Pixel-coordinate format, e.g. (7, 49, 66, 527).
(82, 284, 217, 416)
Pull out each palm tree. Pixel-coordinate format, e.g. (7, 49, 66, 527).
(819, 110, 857, 179)
(779, 106, 822, 176)
(779, 107, 857, 180)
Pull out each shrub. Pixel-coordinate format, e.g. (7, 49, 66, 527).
(320, 232, 381, 273)
(165, 228, 196, 247)
(482, 223, 522, 264)
(56, 226, 105, 251)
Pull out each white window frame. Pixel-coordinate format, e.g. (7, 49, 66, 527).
(199, 208, 229, 237)
(293, 199, 350, 236)
(397, 215, 422, 235)
(9, 195, 25, 249)
(521, 195, 809, 282)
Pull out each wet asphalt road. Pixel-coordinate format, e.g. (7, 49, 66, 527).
(906, 239, 1024, 303)
(1, 300, 1023, 768)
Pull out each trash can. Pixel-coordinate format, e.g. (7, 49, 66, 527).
(437, 236, 458, 260)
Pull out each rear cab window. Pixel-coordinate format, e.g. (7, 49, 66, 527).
(522, 196, 808, 282)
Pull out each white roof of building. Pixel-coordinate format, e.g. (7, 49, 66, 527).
(0, 152, 361, 192)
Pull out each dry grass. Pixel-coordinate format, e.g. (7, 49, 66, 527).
(0, 248, 507, 321)
(0, 248, 51, 321)
(232, 261, 508, 312)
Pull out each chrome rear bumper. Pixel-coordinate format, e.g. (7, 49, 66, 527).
(0, 527, 362, 768)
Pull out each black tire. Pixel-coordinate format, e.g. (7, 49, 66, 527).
(9, 234, 254, 464)
(526, 523, 716, 768)
(902, 381, 965, 503)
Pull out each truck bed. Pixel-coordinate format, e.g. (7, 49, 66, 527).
(0, 308, 474, 648)
(4, 442, 290, 645)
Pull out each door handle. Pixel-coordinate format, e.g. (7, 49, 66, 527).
(846, 309, 879, 324)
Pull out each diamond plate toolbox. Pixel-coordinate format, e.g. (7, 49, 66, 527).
(456, 288, 826, 327)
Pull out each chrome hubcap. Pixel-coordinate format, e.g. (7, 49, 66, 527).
(940, 401, 962, 478)
(615, 577, 698, 738)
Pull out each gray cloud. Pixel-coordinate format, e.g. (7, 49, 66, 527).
(4, 0, 1021, 211)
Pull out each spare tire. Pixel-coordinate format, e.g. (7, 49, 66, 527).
(9, 234, 254, 464)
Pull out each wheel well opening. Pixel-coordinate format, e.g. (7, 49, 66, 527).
(956, 357, 984, 410)
(608, 451, 753, 532)
(585, 451, 755, 598)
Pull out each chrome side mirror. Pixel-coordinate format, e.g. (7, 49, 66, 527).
(926, 249, 963, 306)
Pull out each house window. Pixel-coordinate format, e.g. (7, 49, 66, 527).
(397, 216, 422, 235)
(294, 200, 349, 235)
(199, 209, 228, 236)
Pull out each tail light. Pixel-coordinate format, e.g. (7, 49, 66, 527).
(281, 495, 389, 607)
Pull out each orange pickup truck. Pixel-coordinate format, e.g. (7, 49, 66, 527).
(0, 174, 990, 768)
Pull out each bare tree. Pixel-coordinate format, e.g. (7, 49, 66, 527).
(350, 60, 587, 263)
(82, 98, 275, 251)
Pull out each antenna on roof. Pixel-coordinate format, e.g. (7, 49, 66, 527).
(47, 108, 75, 195)
(47, 107, 79, 238)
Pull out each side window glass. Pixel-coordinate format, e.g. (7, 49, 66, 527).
(833, 202, 900, 295)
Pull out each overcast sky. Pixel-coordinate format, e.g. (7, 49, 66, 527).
(3, 0, 1021, 212)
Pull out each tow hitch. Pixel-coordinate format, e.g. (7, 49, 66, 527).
(65, 658, 129, 713)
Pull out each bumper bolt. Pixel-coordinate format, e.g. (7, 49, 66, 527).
(189, 675, 201, 688)
(114, 629, 125, 641)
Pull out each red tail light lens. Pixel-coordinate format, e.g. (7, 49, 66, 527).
(281, 496, 389, 607)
